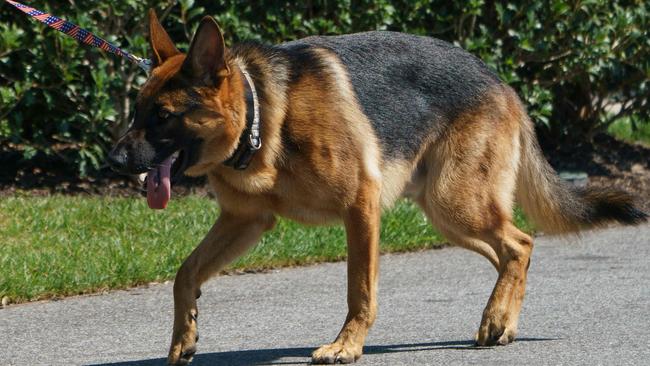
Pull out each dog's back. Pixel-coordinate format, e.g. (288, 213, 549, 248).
(280, 31, 501, 160)
(127, 16, 647, 363)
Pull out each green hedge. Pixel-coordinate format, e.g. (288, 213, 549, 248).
(1, 0, 648, 177)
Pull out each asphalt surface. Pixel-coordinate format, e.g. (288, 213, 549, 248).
(2, 224, 649, 366)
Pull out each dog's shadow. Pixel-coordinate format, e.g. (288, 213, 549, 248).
(88, 338, 557, 366)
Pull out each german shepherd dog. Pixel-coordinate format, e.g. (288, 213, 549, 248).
(108, 10, 647, 365)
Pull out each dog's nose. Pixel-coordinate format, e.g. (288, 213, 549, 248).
(107, 146, 128, 172)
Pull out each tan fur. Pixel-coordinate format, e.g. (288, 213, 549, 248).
(169, 211, 277, 361)
(130, 16, 645, 366)
(516, 117, 582, 233)
(380, 159, 414, 208)
(146, 27, 387, 364)
(209, 54, 290, 192)
(157, 42, 532, 363)
(402, 85, 534, 346)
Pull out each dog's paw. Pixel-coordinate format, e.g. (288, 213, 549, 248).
(167, 346, 196, 366)
(167, 314, 199, 365)
(167, 337, 198, 365)
(475, 318, 517, 346)
(311, 342, 361, 364)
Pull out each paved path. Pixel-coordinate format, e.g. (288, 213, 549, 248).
(2, 225, 649, 365)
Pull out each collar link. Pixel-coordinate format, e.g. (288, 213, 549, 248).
(223, 67, 262, 170)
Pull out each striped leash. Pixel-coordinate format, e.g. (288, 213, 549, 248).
(5, 0, 152, 73)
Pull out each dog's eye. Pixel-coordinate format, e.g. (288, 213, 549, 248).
(158, 109, 171, 120)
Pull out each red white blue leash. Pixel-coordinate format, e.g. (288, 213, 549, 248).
(5, 0, 152, 73)
(7, 1, 264, 171)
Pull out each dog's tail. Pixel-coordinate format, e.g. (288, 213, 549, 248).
(515, 116, 647, 234)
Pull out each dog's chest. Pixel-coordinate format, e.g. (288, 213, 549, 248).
(210, 169, 349, 225)
(266, 173, 349, 224)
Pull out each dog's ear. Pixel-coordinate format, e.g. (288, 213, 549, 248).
(182, 16, 228, 85)
(149, 9, 180, 66)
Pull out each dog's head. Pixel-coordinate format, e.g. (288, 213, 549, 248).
(108, 10, 244, 208)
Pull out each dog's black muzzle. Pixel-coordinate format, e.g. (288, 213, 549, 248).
(107, 130, 163, 175)
(107, 145, 129, 173)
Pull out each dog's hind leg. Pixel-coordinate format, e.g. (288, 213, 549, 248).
(419, 87, 533, 346)
(312, 180, 381, 364)
(414, 196, 500, 270)
(167, 211, 276, 366)
(475, 222, 533, 346)
(422, 193, 531, 345)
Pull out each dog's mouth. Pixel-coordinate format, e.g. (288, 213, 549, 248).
(139, 149, 189, 209)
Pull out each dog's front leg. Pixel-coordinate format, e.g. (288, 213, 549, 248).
(167, 211, 276, 366)
(312, 183, 381, 364)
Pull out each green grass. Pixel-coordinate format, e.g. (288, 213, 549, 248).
(0, 195, 532, 303)
(607, 117, 650, 145)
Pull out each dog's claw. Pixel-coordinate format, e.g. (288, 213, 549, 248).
(168, 341, 197, 366)
(170, 346, 196, 366)
(181, 347, 196, 358)
(168, 311, 199, 366)
(476, 321, 517, 347)
(312, 343, 360, 364)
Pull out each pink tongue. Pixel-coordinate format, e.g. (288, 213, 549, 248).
(146, 156, 173, 209)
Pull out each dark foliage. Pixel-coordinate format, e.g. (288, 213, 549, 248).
(0, 0, 647, 177)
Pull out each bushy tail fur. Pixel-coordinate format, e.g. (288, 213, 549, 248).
(516, 118, 647, 234)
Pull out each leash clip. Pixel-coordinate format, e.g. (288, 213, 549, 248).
(137, 58, 153, 73)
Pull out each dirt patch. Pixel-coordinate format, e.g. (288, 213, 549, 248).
(541, 133, 650, 212)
